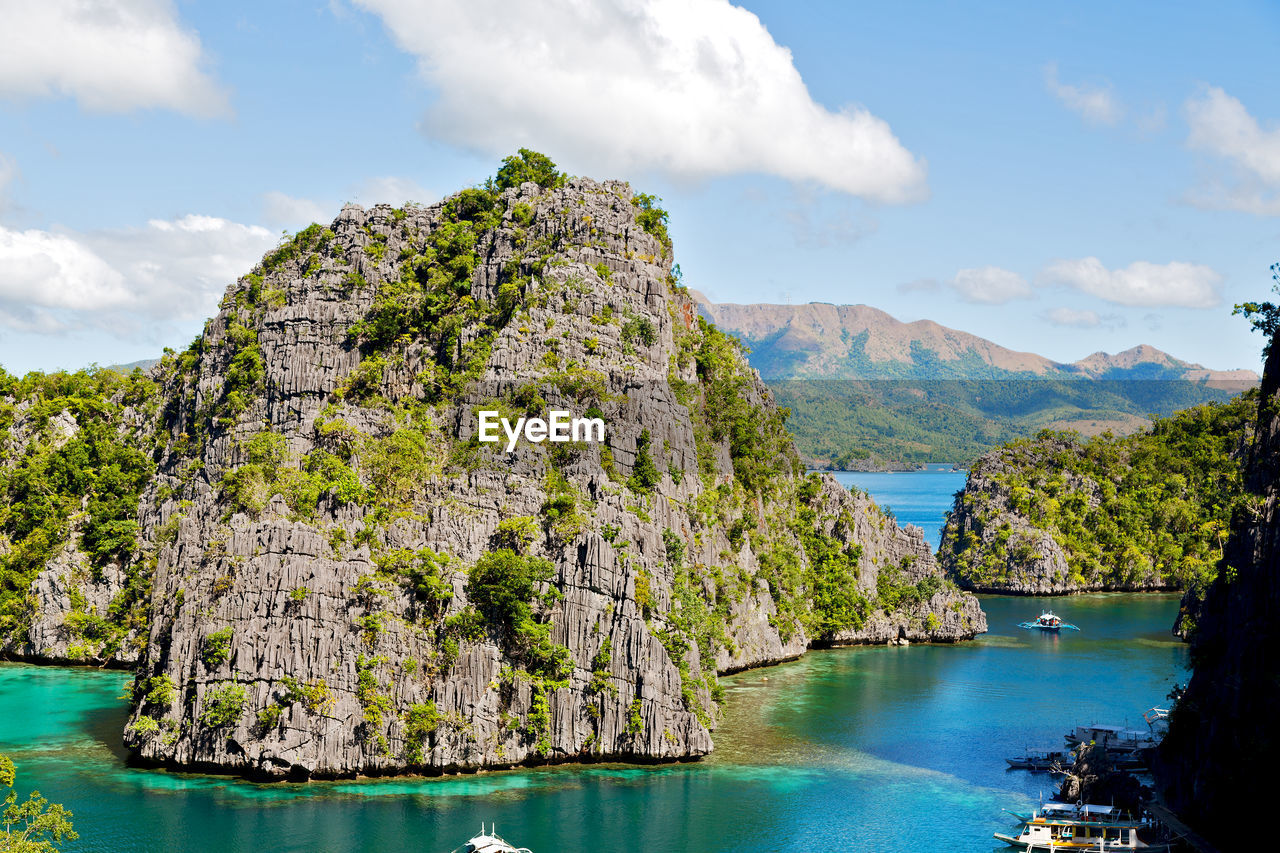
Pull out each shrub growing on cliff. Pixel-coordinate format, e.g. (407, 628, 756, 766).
(201, 627, 234, 668)
(627, 430, 661, 495)
(467, 549, 570, 681)
(402, 701, 441, 763)
(468, 550, 553, 632)
(631, 193, 671, 251)
(200, 683, 248, 728)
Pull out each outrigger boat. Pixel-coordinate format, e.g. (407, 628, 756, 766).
(1005, 747, 1146, 773)
(1005, 749, 1072, 772)
(995, 802, 1171, 851)
(449, 825, 532, 853)
(1018, 611, 1080, 631)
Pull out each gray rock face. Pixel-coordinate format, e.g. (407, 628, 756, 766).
(1155, 333, 1280, 849)
(1157, 330, 1280, 845)
(116, 175, 983, 779)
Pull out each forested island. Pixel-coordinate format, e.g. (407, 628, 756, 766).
(0, 152, 984, 781)
(938, 394, 1255, 609)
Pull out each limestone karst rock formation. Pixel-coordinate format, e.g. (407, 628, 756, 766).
(5, 157, 985, 779)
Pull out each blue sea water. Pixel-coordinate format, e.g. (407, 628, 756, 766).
(0, 472, 1188, 853)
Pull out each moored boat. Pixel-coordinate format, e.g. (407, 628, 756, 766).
(449, 825, 532, 853)
(1064, 724, 1159, 754)
(994, 802, 1170, 851)
(1004, 749, 1071, 772)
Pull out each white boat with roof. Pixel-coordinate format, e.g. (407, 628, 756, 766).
(1018, 611, 1080, 631)
(449, 825, 531, 853)
(994, 802, 1170, 851)
(1064, 717, 1164, 754)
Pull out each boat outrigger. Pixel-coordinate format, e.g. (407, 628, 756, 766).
(1004, 749, 1072, 772)
(449, 825, 532, 853)
(1006, 747, 1146, 772)
(1018, 611, 1080, 631)
(995, 802, 1171, 851)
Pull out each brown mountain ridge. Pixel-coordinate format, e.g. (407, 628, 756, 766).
(697, 298, 1257, 382)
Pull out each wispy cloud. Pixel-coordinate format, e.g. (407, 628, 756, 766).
(1184, 86, 1280, 216)
(949, 266, 1032, 304)
(1044, 63, 1122, 126)
(1039, 257, 1222, 308)
(347, 176, 435, 207)
(1041, 307, 1125, 330)
(354, 0, 928, 201)
(896, 278, 939, 294)
(0, 0, 229, 117)
(262, 191, 332, 230)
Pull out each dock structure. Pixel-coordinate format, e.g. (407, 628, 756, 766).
(1145, 802, 1222, 853)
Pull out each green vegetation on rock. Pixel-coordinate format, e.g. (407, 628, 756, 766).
(941, 392, 1256, 601)
(0, 367, 157, 654)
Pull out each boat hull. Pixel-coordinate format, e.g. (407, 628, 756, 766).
(994, 832, 1170, 852)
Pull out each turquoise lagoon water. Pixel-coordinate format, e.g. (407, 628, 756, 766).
(0, 472, 1188, 852)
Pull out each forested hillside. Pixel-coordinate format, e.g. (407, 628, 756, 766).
(938, 392, 1255, 601)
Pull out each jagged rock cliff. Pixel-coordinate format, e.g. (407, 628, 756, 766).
(1155, 329, 1280, 849)
(117, 165, 983, 779)
(938, 398, 1254, 596)
(5, 157, 983, 780)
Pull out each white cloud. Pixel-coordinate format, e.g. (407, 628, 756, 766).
(1041, 307, 1125, 329)
(1045, 63, 1121, 126)
(354, 0, 927, 201)
(0, 0, 229, 116)
(262, 191, 331, 229)
(1039, 257, 1222, 308)
(949, 266, 1032, 304)
(1184, 86, 1280, 215)
(0, 215, 274, 337)
(348, 176, 434, 206)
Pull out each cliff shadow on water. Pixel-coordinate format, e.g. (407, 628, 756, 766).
(0, 151, 984, 782)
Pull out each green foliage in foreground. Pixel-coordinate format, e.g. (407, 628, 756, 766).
(942, 393, 1257, 598)
(2, 753, 77, 851)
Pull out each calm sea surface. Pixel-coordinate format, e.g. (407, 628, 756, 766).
(0, 472, 1188, 852)
(830, 465, 968, 550)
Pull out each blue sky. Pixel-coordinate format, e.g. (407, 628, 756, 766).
(0, 0, 1277, 374)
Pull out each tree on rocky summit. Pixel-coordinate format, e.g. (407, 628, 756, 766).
(1233, 261, 1280, 359)
(1, 754, 77, 852)
(492, 149, 564, 191)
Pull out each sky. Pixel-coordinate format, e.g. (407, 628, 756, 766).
(0, 0, 1277, 374)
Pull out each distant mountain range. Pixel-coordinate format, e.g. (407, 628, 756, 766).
(697, 298, 1257, 383)
(695, 297, 1257, 467)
